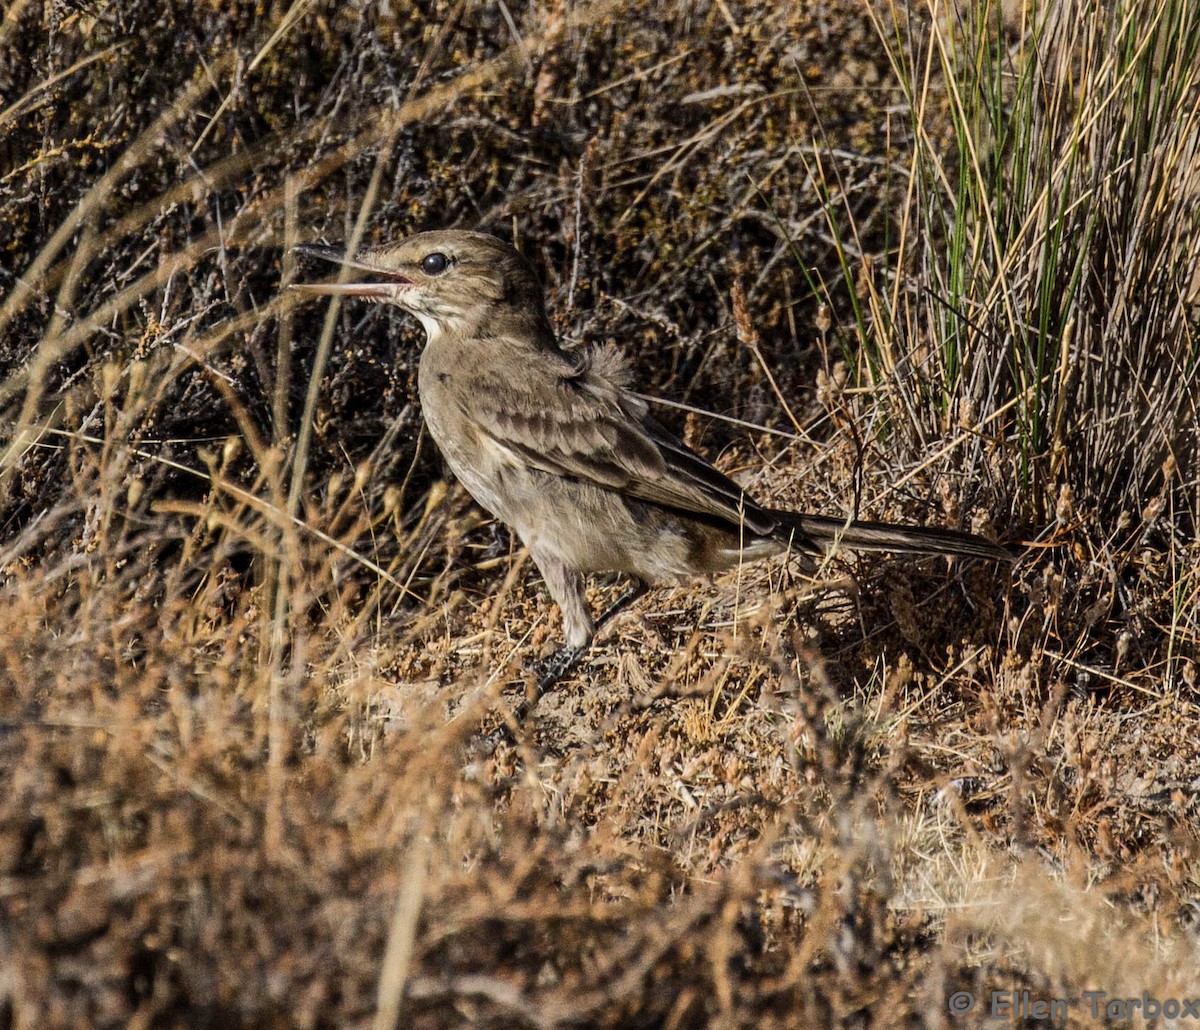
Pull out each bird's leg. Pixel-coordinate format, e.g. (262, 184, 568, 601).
(595, 577, 648, 632)
(489, 549, 592, 729)
(529, 577, 648, 699)
(530, 548, 595, 651)
(508, 566, 648, 728)
(487, 647, 580, 737)
(532, 645, 587, 693)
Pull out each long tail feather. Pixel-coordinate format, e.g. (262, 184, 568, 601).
(769, 510, 1014, 562)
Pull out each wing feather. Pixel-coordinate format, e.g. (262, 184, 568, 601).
(466, 344, 776, 535)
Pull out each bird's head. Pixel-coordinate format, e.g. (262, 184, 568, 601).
(291, 229, 546, 340)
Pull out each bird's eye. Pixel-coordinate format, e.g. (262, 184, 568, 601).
(421, 252, 449, 276)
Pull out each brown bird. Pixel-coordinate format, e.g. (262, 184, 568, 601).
(293, 230, 1010, 690)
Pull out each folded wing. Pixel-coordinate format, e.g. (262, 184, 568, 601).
(467, 345, 777, 536)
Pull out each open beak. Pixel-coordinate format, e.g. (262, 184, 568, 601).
(290, 243, 411, 299)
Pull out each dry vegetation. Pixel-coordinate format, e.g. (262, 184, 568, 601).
(2, 0, 1199, 1026)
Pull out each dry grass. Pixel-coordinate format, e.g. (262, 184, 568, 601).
(1, 0, 1198, 1027)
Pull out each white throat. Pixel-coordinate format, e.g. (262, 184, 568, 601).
(411, 310, 443, 338)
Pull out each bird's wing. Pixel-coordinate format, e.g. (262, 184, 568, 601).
(466, 346, 777, 535)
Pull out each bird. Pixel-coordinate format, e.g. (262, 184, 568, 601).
(292, 229, 1011, 695)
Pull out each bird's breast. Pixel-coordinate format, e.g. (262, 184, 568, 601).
(416, 349, 529, 527)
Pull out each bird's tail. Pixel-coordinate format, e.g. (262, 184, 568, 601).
(768, 510, 1014, 562)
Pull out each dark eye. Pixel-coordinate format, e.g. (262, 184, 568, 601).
(421, 252, 449, 275)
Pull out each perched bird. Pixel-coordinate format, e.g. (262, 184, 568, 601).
(293, 230, 1010, 690)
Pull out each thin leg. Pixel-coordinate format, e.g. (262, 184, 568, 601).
(533, 644, 587, 694)
(502, 577, 649, 734)
(528, 547, 594, 650)
(484, 648, 585, 745)
(595, 578, 648, 633)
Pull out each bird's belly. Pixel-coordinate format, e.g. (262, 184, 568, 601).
(508, 474, 700, 582)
